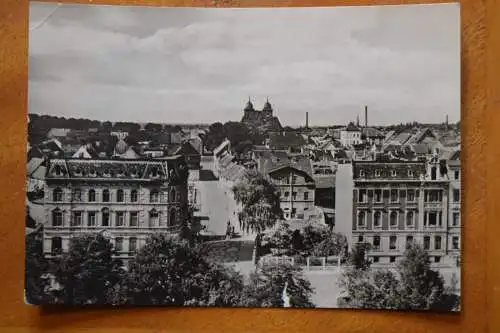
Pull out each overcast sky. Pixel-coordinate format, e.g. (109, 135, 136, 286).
(29, 3, 459, 127)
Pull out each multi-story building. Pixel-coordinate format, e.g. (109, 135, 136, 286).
(447, 150, 461, 265)
(336, 157, 458, 266)
(340, 123, 362, 147)
(42, 156, 189, 259)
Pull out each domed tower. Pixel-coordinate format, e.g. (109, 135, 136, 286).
(262, 97, 273, 119)
(243, 97, 255, 120)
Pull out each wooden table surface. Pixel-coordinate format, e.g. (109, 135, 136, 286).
(0, 0, 499, 332)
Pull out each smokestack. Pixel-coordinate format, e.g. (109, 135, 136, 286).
(365, 105, 368, 128)
(306, 112, 309, 129)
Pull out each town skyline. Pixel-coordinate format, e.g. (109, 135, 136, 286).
(29, 3, 459, 127)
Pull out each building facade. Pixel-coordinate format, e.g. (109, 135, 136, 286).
(267, 165, 316, 220)
(350, 159, 457, 266)
(42, 156, 189, 259)
(340, 123, 362, 147)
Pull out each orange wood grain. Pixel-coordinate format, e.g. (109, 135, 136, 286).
(0, 0, 497, 332)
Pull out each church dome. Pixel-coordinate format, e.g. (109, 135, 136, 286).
(115, 139, 129, 155)
(263, 99, 273, 112)
(244, 98, 254, 111)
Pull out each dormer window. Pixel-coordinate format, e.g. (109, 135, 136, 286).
(54, 165, 62, 176)
(103, 168, 111, 177)
(408, 169, 414, 177)
(375, 169, 381, 177)
(151, 168, 159, 178)
(89, 167, 96, 177)
(391, 170, 397, 177)
(359, 170, 365, 178)
(74, 167, 82, 176)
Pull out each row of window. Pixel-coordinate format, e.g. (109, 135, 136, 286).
(358, 234, 459, 251)
(281, 191, 310, 201)
(356, 189, 459, 204)
(359, 169, 417, 178)
(357, 210, 458, 228)
(52, 188, 177, 203)
(276, 174, 300, 184)
(357, 210, 415, 229)
(50, 236, 139, 254)
(51, 208, 176, 227)
(372, 256, 444, 264)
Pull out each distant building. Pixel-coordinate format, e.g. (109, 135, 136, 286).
(336, 158, 458, 267)
(446, 150, 461, 264)
(110, 131, 129, 141)
(41, 157, 189, 260)
(340, 123, 362, 147)
(241, 98, 282, 132)
(47, 128, 71, 139)
(266, 132, 306, 154)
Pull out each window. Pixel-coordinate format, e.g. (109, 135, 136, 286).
(390, 211, 398, 228)
(390, 189, 399, 203)
(373, 256, 379, 263)
(390, 256, 396, 263)
(53, 188, 63, 202)
(304, 192, 309, 201)
(424, 236, 430, 250)
(284, 191, 290, 197)
(130, 212, 138, 227)
(373, 211, 382, 228)
(358, 189, 367, 203)
(51, 237, 62, 254)
(435, 236, 442, 250)
(72, 188, 82, 202)
(102, 189, 110, 202)
(357, 211, 366, 228)
(373, 236, 380, 250)
(389, 236, 397, 250)
(406, 211, 414, 227)
(434, 256, 441, 263)
(149, 209, 159, 227)
(291, 208, 297, 218)
(150, 189, 160, 203)
(375, 169, 381, 177)
(87, 212, 96, 226)
(407, 189, 415, 202)
(358, 235, 364, 243)
(452, 212, 460, 226)
(408, 169, 414, 177)
(131, 190, 138, 202)
(292, 192, 297, 200)
(169, 209, 176, 226)
(406, 236, 414, 249)
(115, 237, 123, 252)
(359, 170, 365, 177)
(129, 237, 137, 253)
(102, 208, 110, 227)
(426, 190, 442, 203)
(292, 175, 297, 184)
(454, 171, 459, 180)
(52, 209, 63, 226)
(115, 212, 125, 227)
(117, 189, 124, 202)
(374, 189, 382, 203)
(452, 236, 459, 249)
(88, 189, 96, 202)
(453, 189, 460, 202)
(391, 170, 397, 177)
(170, 188, 176, 202)
(426, 212, 438, 226)
(71, 211, 82, 226)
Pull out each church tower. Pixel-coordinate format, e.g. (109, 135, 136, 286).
(262, 97, 273, 119)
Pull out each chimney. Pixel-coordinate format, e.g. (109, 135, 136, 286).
(364, 105, 368, 128)
(306, 112, 309, 129)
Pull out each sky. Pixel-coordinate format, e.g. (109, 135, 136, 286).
(28, 3, 460, 127)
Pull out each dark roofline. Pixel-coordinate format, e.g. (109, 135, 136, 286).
(49, 155, 184, 162)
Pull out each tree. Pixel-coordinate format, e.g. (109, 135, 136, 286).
(25, 228, 51, 304)
(302, 224, 347, 258)
(52, 233, 124, 305)
(348, 242, 371, 271)
(398, 244, 445, 309)
(261, 221, 295, 256)
(126, 234, 244, 306)
(232, 170, 282, 234)
(338, 268, 401, 309)
(241, 262, 315, 308)
(144, 123, 163, 132)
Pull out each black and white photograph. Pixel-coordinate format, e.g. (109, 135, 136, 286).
(25, 2, 461, 310)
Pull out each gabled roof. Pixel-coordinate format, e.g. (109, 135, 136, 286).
(268, 132, 306, 150)
(175, 141, 200, 156)
(362, 127, 384, 138)
(27, 157, 47, 180)
(344, 122, 361, 132)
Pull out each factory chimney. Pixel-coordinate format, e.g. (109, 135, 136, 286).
(364, 105, 368, 128)
(306, 112, 309, 129)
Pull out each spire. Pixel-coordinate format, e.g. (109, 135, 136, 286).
(263, 97, 273, 112)
(244, 96, 254, 111)
(356, 114, 360, 127)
